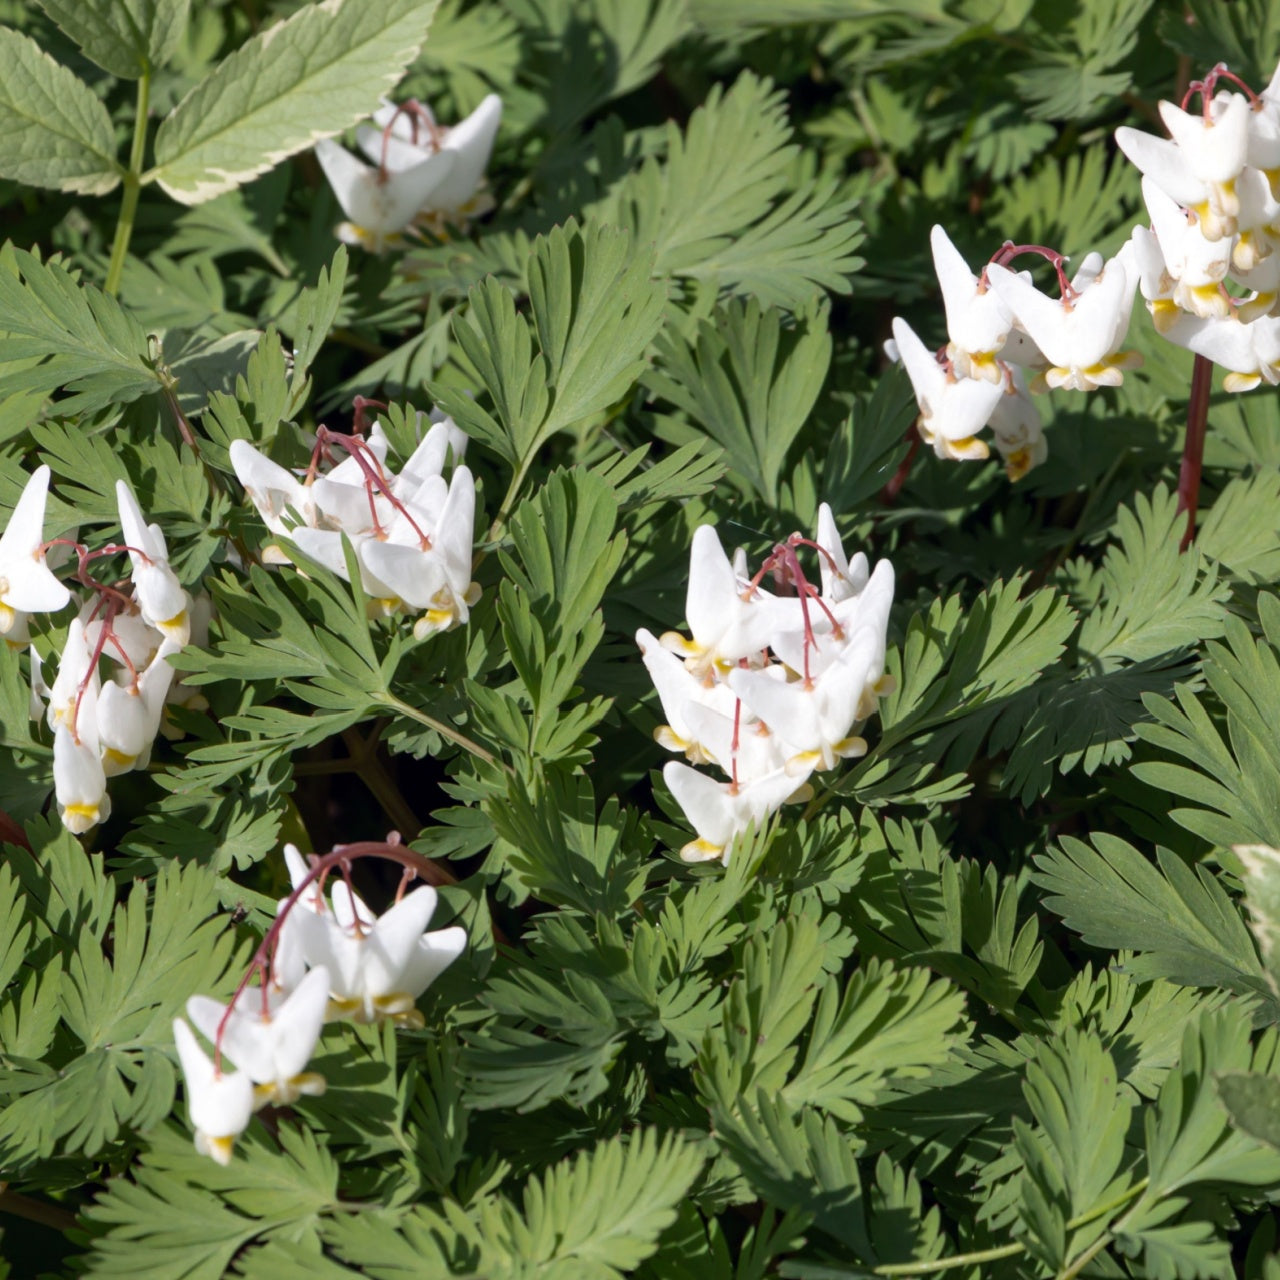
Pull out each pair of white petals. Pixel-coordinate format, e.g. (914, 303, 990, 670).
(315, 95, 502, 250)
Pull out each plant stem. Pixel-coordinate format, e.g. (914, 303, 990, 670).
(0, 1187, 77, 1234)
(880, 427, 920, 505)
(874, 1180, 1149, 1278)
(1176, 353, 1212, 552)
(104, 71, 151, 297)
(486, 448, 536, 545)
(377, 693, 501, 769)
(874, 1242, 1024, 1275)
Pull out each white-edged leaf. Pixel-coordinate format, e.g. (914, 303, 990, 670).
(150, 0, 440, 205)
(35, 0, 190, 79)
(0, 27, 121, 195)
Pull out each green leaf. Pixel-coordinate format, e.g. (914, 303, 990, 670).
(83, 1125, 339, 1279)
(1134, 600, 1280, 848)
(1117, 1009, 1280, 1275)
(1218, 1071, 1280, 1152)
(1033, 832, 1274, 1009)
(1013, 1027, 1133, 1271)
(0, 28, 121, 195)
(436, 220, 664, 467)
(326, 1130, 703, 1278)
(0, 863, 238, 1166)
(646, 297, 832, 505)
(151, 0, 440, 204)
(35, 0, 190, 78)
(0, 247, 160, 414)
(591, 71, 864, 307)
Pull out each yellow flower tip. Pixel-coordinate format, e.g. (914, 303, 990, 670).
(61, 803, 102, 834)
(654, 725, 687, 753)
(786, 782, 815, 804)
(1004, 448, 1033, 483)
(102, 746, 138, 776)
(1223, 371, 1263, 393)
(680, 837, 725, 864)
(659, 631, 699, 658)
(786, 750, 822, 777)
(391, 1008, 426, 1030)
(834, 735, 868, 761)
(261, 543, 294, 566)
(946, 435, 990, 461)
(968, 352, 1003, 384)
(463, 581, 482, 607)
(1149, 299, 1181, 333)
(0, 601, 14, 633)
(200, 1133, 237, 1166)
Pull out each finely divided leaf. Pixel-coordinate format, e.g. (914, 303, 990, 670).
(151, 0, 440, 204)
(0, 28, 121, 195)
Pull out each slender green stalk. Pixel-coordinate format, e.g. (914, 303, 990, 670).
(873, 1180, 1149, 1278)
(377, 692, 500, 769)
(873, 1242, 1024, 1276)
(485, 448, 537, 545)
(104, 70, 151, 297)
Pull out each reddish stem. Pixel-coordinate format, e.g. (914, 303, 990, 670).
(880, 431, 920, 505)
(212, 838, 444, 1073)
(1177, 354, 1213, 552)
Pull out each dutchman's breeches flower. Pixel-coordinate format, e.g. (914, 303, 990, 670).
(645, 512, 895, 865)
(175, 840, 468, 1164)
(0, 464, 71, 640)
(172, 1019, 255, 1166)
(986, 245, 1141, 392)
(890, 316, 1004, 460)
(233, 412, 481, 637)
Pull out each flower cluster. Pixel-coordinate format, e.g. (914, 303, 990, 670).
(173, 840, 466, 1165)
(891, 227, 1140, 481)
(1118, 62, 1280, 390)
(231, 410, 481, 639)
(0, 467, 195, 833)
(316, 95, 503, 251)
(640, 506, 894, 865)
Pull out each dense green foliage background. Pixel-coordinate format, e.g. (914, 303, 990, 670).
(5, 0, 1280, 1276)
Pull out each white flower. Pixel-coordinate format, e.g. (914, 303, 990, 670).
(1141, 178, 1234, 317)
(52, 721, 109, 834)
(0, 465, 70, 640)
(116, 481, 190, 644)
(659, 525, 794, 675)
(636, 627, 738, 764)
(814, 502, 869, 603)
(229, 439, 318, 546)
(663, 760, 806, 865)
(172, 1018, 255, 1166)
(356, 95, 503, 225)
(290, 884, 466, 1025)
(890, 317, 1003, 461)
(1161, 310, 1280, 391)
(730, 636, 879, 776)
(1117, 92, 1252, 241)
(930, 225, 1018, 383)
(186, 965, 331, 1108)
(987, 366, 1046, 482)
(314, 137, 458, 252)
(97, 639, 179, 776)
(985, 245, 1141, 391)
(359, 465, 480, 637)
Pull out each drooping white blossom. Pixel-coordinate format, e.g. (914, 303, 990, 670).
(172, 1019, 255, 1166)
(644, 510, 895, 865)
